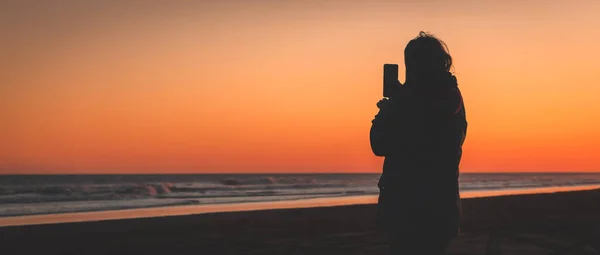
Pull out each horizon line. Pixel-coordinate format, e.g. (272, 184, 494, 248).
(1, 171, 599, 176)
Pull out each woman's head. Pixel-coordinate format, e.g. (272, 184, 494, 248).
(404, 31, 453, 83)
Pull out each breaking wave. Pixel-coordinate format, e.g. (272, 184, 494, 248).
(1, 173, 600, 217)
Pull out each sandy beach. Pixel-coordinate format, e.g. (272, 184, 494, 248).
(1, 188, 600, 255)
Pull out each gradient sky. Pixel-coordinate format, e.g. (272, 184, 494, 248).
(2, 0, 600, 174)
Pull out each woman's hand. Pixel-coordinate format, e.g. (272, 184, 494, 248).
(372, 98, 396, 125)
(377, 98, 396, 112)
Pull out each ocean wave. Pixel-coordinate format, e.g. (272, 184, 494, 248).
(0, 183, 174, 204)
(2, 173, 600, 217)
(3, 175, 600, 205)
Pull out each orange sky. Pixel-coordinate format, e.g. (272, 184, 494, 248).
(2, 0, 600, 174)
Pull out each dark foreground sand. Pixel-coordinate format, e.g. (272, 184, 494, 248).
(1, 189, 600, 255)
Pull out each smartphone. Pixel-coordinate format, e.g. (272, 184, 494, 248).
(383, 64, 399, 98)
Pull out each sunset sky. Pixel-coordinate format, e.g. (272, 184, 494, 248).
(2, 0, 600, 174)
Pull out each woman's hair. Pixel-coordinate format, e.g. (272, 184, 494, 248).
(404, 31, 453, 83)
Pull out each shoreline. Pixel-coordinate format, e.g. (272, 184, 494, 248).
(2, 188, 600, 254)
(1, 184, 599, 227)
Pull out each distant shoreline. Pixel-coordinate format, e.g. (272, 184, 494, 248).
(1, 184, 599, 228)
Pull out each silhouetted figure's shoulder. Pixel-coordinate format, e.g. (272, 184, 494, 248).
(409, 74, 463, 118)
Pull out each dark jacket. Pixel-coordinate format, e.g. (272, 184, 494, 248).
(370, 74, 467, 234)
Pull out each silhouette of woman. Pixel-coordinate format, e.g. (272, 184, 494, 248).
(370, 32, 468, 255)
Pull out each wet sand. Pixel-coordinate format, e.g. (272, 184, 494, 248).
(1, 189, 600, 255)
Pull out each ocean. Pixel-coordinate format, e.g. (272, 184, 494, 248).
(1, 173, 600, 217)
